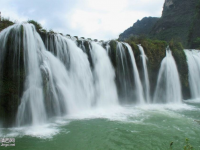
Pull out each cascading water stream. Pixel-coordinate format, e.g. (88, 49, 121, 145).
(184, 50, 200, 99)
(123, 43, 145, 104)
(2, 19, 200, 150)
(138, 45, 151, 103)
(41, 32, 120, 110)
(106, 41, 144, 104)
(0, 24, 48, 126)
(0, 23, 95, 126)
(21, 26, 96, 124)
(153, 47, 182, 103)
(43, 34, 96, 112)
(60, 37, 95, 112)
(0, 22, 187, 129)
(90, 42, 119, 107)
(0, 23, 122, 127)
(115, 42, 130, 101)
(41, 50, 91, 115)
(105, 42, 111, 54)
(0, 24, 26, 126)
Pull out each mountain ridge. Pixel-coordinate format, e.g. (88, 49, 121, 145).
(119, 0, 200, 48)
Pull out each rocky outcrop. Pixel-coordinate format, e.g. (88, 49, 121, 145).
(164, 0, 174, 8)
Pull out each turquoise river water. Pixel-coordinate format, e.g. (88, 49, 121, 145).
(0, 101, 200, 150)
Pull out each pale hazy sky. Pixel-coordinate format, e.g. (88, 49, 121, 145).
(0, 0, 164, 40)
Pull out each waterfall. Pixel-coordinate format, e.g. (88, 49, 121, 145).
(43, 34, 96, 112)
(115, 42, 132, 102)
(42, 50, 94, 114)
(0, 23, 123, 126)
(0, 23, 48, 126)
(138, 45, 151, 103)
(1, 22, 188, 127)
(153, 47, 182, 103)
(0, 24, 26, 126)
(43, 34, 119, 108)
(124, 43, 144, 104)
(184, 50, 200, 99)
(105, 41, 111, 54)
(90, 42, 118, 106)
(114, 42, 144, 104)
(13, 24, 46, 126)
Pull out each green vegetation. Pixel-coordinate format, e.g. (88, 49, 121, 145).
(188, 0, 200, 48)
(0, 15, 193, 125)
(48, 29, 55, 34)
(184, 138, 194, 150)
(119, 17, 159, 41)
(40, 29, 47, 33)
(0, 25, 25, 127)
(74, 36, 78, 40)
(169, 39, 190, 98)
(192, 37, 200, 49)
(125, 36, 167, 93)
(108, 40, 118, 69)
(119, 0, 200, 48)
(124, 36, 189, 98)
(0, 17, 14, 32)
(28, 20, 43, 32)
(170, 138, 194, 150)
(28, 20, 56, 35)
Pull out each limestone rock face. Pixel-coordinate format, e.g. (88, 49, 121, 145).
(150, 0, 198, 47)
(164, 0, 174, 8)
(119, 0, 200, 47)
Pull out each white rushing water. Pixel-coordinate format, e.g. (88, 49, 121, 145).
(105, 42, 111, 54)
(1, 22, 188, 129)
(44, 34, 119, 109)
(153, 48, 182, 103)
(114, 42, 144, 104)
(57, 36, 95, 113)
(13, 24, 47, 126)
(184, 50, 200, 99)
(0, 23, 92, 126)
(41, 51, 70, 115)
(0, 23, 122, 126)
(90, 42, 118, 107)
(124, 43, 145, 104)
(42, 49, 93, 115)
(116, 42, 130, 101)
(138, 45, 151, 103)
